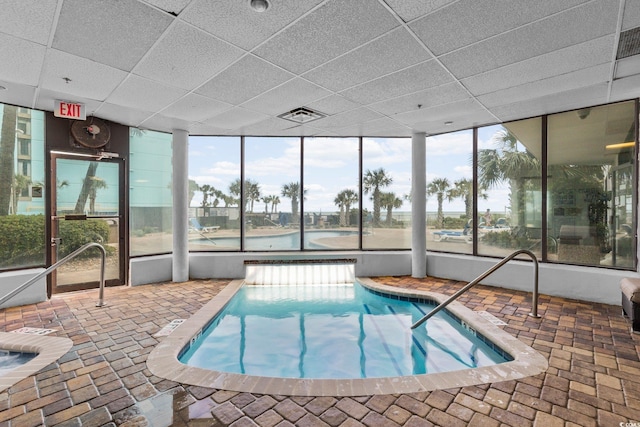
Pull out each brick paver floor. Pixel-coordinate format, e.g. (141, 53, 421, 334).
(1, 276, 639, 426)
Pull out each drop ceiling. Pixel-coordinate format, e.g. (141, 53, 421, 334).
(0, 0, 639, 137)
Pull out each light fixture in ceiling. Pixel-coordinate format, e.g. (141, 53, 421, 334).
(249, 0, 270, 12)
(278, 107, 326, 124)
(444, 121, 453, 126)
(605, 141, 635, 150)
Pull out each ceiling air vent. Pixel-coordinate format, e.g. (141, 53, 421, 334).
(617, 26, 640, 59)
(278, 107, 326, 124)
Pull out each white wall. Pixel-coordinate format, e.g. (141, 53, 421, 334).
(128, 251, 631, 306)
(0, 269, 47, 309)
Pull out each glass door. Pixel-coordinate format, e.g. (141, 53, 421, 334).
(50, 153, 125, 294)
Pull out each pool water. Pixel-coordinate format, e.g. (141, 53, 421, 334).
(179, 282, 510, 379)
(0, 350, 37, 376)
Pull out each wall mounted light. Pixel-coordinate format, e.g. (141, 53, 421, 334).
(605, 141, 635, 150)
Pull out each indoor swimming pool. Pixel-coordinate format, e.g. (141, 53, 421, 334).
(178, 281, 510, 379)
(148, 274, 548, 396)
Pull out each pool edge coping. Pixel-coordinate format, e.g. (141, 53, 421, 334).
(146, 278, 549, 396)
(0, 331, 74, 393)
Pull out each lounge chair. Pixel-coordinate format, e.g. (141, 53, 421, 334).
(433, 230, 472, 244)
(189, 218, 220, 233)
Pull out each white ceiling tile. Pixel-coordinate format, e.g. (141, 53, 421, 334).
(440, 0, 619, 79)
(368, 82, 470, 116)
(134, 22, 244, 91)
(204, 107, 270, 130)
(306, 95, 360, 115)
(463, 35, 614, 95)
(0, 33, 46, 85)
(341, 60, 454, 105)
(241, 78, 331, 116)
(410, 0, 589, 56)
(394, 98, 495, 128)
(159, 94, 232, 122)
(52, 0, 173, 71)
(622, 0, 640, 30)
(189, 122, 233, 136)
(182, 0, 323, 50)
(95, 102, 155, 128)
(477, 64, 611, 108)
(196, 55, 294, 105)
(0, 81, 36, 109)
(253, 0, 399, 74)
(489, 83, 610, 122)
(41, 49, 128, 100)
(334, 117, 412, 137)
(144, 0, 191, 15)
(615, 54, 640, 79)
(139, 114, 192, 133)
(303, 28, 431, 92)
(384, 0, 458, 22)
(106, 75, 188, 112)
(311, 108, 382, 131)
(0, 0, 57, 44)
(610, 73, 640, 101)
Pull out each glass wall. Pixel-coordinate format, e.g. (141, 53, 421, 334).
(362, 137, 412, 249)
(188, 136, 241, 251)
(129, 130, 173, 256)
(0, 105, 46, 270)
(548, 101, 636, 268)
(477, 118, 542, 258)
(426, 130, 473, 254)
(244, 137, 301, 251)
(303, 137, 360, 250)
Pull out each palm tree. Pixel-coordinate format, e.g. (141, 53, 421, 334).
(87, 176, 107, 214)
(262, 195, 273, 213)
(245, 179, 261, 213)
(447, 178, 487, 221)
(427, 178, 451, 229)
(363, 168, 392, 227)
(380, 192, 403, 227)
(478, 128, 540, 226)
(74, 162, 99, 213)
(0, 105, 17, 215)
(335, 189, 358, 226)
(11, 174, 31, 214)
(281, 182, 306, 224)
(199, 184, 212, 207)
(270, 195, 280, 213)
(334, 192, 347, 226)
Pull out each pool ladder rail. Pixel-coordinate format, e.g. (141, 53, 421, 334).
(411, 249, 540, 330)
(0, 242, 107, 308)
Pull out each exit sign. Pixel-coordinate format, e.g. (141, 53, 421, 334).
(54, 100, 86, 120)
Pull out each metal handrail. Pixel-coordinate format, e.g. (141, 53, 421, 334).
(411, 249, 540, 330)
(0, 242, 107, 308)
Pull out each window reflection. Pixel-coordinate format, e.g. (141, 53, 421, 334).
(548, 101, 636, 267)
(477, 119, 542, 258)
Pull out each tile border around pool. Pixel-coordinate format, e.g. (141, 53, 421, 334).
(0, 331, 74, 392)
(146, 278, 549, 397)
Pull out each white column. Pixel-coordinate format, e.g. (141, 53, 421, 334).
(172, 129, 189, 282)
(412, 132, 427, 278)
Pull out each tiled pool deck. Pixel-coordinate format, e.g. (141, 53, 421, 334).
(0, 276, 639, 426)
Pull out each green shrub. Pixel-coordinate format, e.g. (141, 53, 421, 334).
(442, 217, 467, 229)
(58, 220, 112, 258)
(0, 214, 46, 268)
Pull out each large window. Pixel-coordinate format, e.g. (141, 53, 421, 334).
(426, 130, 473, 254)
(244, 137, 300, 251)
(362, 137, 412, 249)
(548, 101, 636, 268)
(303, 137, 360, 250)
(188, 136, 241, 251)
(0, 105, 45, 270)
(129, 130, 173, 256)
(477, 118, 542, 258)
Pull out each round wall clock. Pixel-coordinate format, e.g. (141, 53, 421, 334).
(70, 117, 111, 148)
